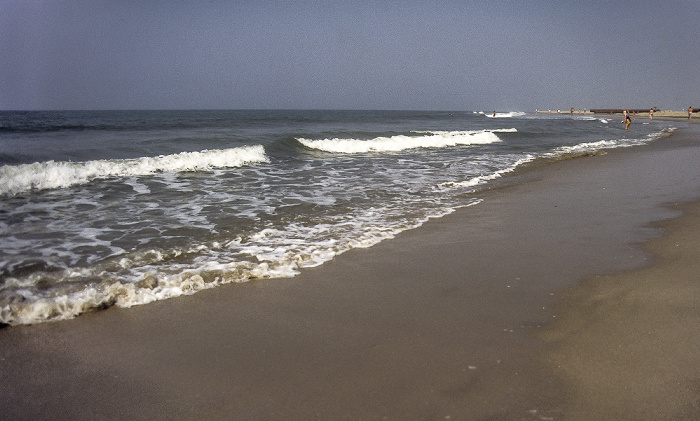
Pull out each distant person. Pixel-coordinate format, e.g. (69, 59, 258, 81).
(623, 110, 631, 130)
(649, 109, 654, 121)
(689, 107, 693, 120)
(493, 111, 496, 117)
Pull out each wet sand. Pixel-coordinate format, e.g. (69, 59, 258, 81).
(540, 199, 700, 420)
(1, 124, 699, 420)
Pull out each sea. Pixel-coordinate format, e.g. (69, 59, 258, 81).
(0, 110, 675, 325)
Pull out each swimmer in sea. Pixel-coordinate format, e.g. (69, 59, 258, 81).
(623, 110, 631, 130)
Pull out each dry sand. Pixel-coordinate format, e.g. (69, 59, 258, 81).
(1, 123, 699, 420)
(625, 110, 696, 121)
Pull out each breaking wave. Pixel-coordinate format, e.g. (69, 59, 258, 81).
(297, 130, 515, 153)
(0, 202, 475, 326)
(482, 111, 527, 118)
(0, 145, 269, 195)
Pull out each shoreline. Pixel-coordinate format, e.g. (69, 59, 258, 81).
(533, 109, 696, 121)
(1, 124, 700, 419)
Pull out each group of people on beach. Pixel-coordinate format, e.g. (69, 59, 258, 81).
(621, 109, 660, 129)
(535, 107, 695, 129)
(621, 107, 694, 129)
(621, 109, 654, 129)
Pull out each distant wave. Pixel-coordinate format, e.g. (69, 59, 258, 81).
(0, 145, 269, 195)
(297, 130, 513, 154)
(482, 111, 527, 118)
(577, 116, 610, 123)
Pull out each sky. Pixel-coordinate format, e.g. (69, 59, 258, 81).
(1, 0, 699, 111)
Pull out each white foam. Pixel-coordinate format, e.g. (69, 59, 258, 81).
(124, 177, 151, 194)
(298, 130, 504, 154)
(485, 111, 527, 118)
(0, 198, 485, 326)
(552, 140, 618, 155)
(0, 145, 269, 195)
(440, 155, 536, 189)
(573, 116, 610, 123)
(546, 128, 673, 158)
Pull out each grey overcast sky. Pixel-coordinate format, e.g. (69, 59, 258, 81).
(1, 0, 698, 111)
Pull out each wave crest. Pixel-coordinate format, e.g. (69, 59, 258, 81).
(482, 111, 527, 118)
(0, 145, 269, 195)
(297, 130, 511, 154)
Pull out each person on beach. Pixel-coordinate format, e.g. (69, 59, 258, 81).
(689, 107, 693, 120)
(650, 109, 654, 121)
(623, 110, 631, 130)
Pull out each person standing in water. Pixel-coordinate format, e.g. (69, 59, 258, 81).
(622, 110, 631, 130)
(689, 107, 693, 120)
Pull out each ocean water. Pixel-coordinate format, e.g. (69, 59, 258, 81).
(0, 110, 674, 325)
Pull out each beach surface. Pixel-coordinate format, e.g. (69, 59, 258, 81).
(2, 124, 699, 420)
(535, 109, 697, 120)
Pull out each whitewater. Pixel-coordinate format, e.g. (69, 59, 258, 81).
(0, 110, 676, 325)
(0, 145, 268, 195)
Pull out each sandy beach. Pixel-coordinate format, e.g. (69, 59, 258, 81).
(540, 200, 700, 420)
(535, 109, 697, 121)
(617, 110, 697, 121)
(2, 124, 699, 420)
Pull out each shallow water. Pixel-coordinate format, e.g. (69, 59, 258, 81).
(0, 110, 675, 324)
